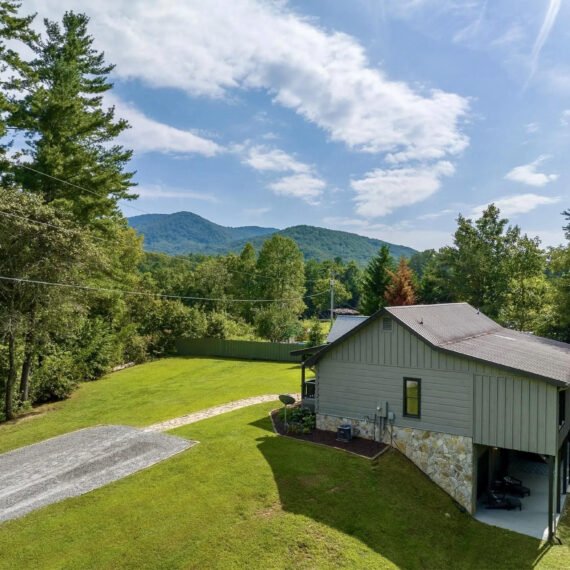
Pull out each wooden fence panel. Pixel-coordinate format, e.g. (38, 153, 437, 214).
(175, 338, 305, 362)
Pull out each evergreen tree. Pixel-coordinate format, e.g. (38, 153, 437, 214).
(361, 245, 393, 315)
(385, 257, 417, 307)
(0, 1, 35, 166)
(10, 11, 136, 224)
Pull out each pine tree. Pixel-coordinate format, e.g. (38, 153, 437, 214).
(10, 11, 136, 224)
(385, 257, 417, 307)
(0, 1, 36, 166)
(360, 245, 394, 315)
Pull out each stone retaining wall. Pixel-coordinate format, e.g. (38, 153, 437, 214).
(316, 413, 474, 513)
(389, 426, 473, 513)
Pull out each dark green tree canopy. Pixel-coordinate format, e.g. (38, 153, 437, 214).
(10, 11, 136, 223)
(361, 245, 394, 315)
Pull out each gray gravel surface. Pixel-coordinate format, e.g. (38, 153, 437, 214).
(0, 425, 194, 523)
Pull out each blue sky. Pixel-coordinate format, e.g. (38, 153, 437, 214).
(29, 0, 570, 250)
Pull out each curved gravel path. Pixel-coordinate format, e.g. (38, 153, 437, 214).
(144, 393, 300, 432)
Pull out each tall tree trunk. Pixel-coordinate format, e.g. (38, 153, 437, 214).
(5, 331, 17, 421)
(19, 309, 36, 402)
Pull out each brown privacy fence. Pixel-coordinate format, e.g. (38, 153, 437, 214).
(175, 338, 305, 363)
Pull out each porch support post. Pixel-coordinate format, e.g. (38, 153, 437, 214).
(557, 447, 562, 514)
(562, 438, 568, 495)
(548, 455, 555, 542)
(301, 359, 306, 399)
(564, 438, 569, 495)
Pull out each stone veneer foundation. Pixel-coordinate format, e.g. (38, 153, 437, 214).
(316, 413, 474, 513)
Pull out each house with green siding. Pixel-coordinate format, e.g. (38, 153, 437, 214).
(303, 303, 570, 540)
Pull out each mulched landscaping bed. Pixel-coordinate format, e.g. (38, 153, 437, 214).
(271, 409, 387, 459)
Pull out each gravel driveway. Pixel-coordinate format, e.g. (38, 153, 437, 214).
(0, 425, 194, 523)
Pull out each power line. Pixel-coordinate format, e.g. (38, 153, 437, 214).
(11, 161, 151, 216)
(0, 275, 328, 304)
(0, 210, 107, 242)
(5, 160, 333, 284)
(0, 210, 325, 283)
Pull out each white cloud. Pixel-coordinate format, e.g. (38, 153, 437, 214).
(243, 206, 271, 217)
(417, 208, 456, 220)
(321, 216, 453, 250)
(471, 193, 560, 217)
(239, 145, 310, 173)
(107, 95, 222, 157)
(268, 174, 325, 204)
(561, 110, 570, 126)
(136, 184, 219, 202)
(528, 0, 561, 83)
(504, 156, 558, 187)
(235, 142, 326, 204)
(490, 23, 525, 47)
(527, 229, 565, 248)
(525, 122, 539, 134)
(31, 0, 469, 166)
(351, 161, 455, 217)
(452, 0, 487, 44)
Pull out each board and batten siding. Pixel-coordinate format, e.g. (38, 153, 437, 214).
(316, 316, 561, 453)
(317, 318, 473, 437)
(473, 374, 558, 456)
(317, 359, 473, 436)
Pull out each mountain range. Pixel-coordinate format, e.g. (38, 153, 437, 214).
(128, 211, 416, 264)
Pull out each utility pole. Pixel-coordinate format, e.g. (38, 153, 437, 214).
(330, 271, 335, 326)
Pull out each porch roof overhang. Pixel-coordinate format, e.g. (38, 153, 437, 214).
(290, 344, 328, 358)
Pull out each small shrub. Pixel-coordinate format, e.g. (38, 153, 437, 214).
(279, 405, 316, 434)
(307, 317, 326, 347)
(31, 353, 79, 404)
(122, 332, 149, 364)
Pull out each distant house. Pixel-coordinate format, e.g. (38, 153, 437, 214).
(327, 314, 368, 343)
(302, 303, 570, 540)
(332, 308, 361, 316)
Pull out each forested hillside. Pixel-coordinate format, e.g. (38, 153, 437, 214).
(128, 212, 277, 255)
(129, 212, 416, 264)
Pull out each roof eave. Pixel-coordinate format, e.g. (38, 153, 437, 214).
(390, 316, 570, 388)
(306, 305, 569, 387)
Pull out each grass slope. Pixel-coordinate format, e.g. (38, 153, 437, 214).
(1, 401, 568, 569)
(0, 357, 298, 454)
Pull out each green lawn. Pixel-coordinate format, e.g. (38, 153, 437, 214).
(0, 357, 299, 454)
(0, 358, 569, 569)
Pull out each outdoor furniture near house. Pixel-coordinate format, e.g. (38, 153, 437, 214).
(491, 476, 531, 498)
(502, 475, 531, 497)
(485, 491, 522, 511)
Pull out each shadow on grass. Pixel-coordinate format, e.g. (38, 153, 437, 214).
(252, 415, 549, 569)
